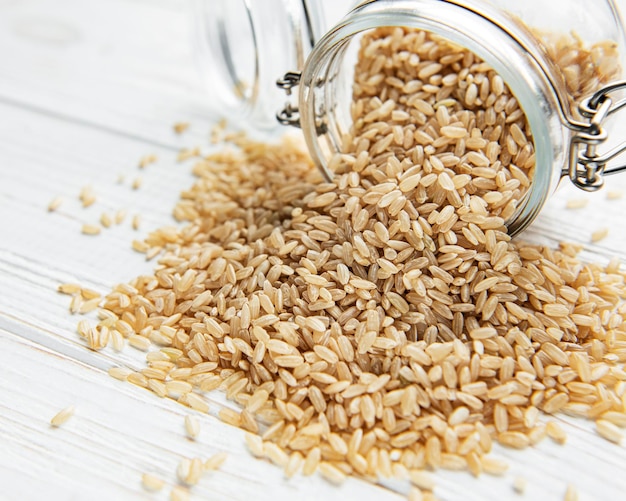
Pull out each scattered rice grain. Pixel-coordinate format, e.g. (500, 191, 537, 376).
(564, 484, 578, 501)
(184, 415, 200, 439)
(141, 473, 165, 492)
(566, 198, 588, 209)
(81, 224, 101, 235)
(173, 122, 190, 134)
(50, 405, 75, 427)
(591, 227, 609, 243)
(513, 476, 527, 494)
(48, 196, 63, 212)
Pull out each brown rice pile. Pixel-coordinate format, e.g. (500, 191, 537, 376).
(74, 28, 626, 496)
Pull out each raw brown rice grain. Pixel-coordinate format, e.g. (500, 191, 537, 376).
(264, 442, 289, 467)
(546, 421, 567, 444)
(204, 451, 228, 471)
(219, 408, 242, 427)
(481, 456, 508, 476)
(128, 335, 151, 351)
(100, 212, 112, 228)
(498, 432, 530, 449)
(596, 419, 623, 444)
(81, 224, 101, 236)
(186, 393, 209, 413)
(318, 462, 347, 485)
(564, 484, 579, 501)
(141, 473, 165, 492)
(566, 198, 588, 209)
(601, 412, 626, 428)
(512, 476, 527, 494)
(170, 486, 190, 501)
(58, 283, 81, 295)
(173, 122, 190, 134)
(408, 487, 424, 501)
(178, 147, 201, 162)
(409, 470, 435, 490)
(607, 190, 623, 200)
(108, 366, 132, 381)
(48, 196, 63, 212)
(303, 447, 321, 476)
(184, 415, 200, 439)
(245, 433, 264, 457)
(50, 405, 75, 427)
(139, 155, 158, 168)
(79, 186, 96, 207)
(115, 209, 127, 225)
(591, 227, 609, 243)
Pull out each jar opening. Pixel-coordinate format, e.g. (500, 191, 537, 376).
(299, 0, 575, 237)
(341, 28, 538, 226)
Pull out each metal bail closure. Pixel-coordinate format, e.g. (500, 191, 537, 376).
(567, 80, 626, 191)
(276, 71, 302, 128)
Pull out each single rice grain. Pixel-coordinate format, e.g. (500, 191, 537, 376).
(184, 415, 200, 439)
(81, 224, 101, 235)
(591, 227, 609, 243)
(48, 196, 63, 212)
(50, 405, 75, 427)
(564, 484, 578, 501)
(141, 473, 165, 492)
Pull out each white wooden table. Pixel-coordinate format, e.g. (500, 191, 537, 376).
(2, 1, 626, 500)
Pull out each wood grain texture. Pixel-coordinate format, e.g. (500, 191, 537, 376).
(1, 0, 626, 500)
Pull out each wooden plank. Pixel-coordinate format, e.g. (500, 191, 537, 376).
(0, 329, 404, 501)
(3, 323, 626, 501)
(0, 0, 273, 147)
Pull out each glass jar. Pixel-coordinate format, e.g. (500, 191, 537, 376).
(192, 0, 626, 236)
(191, 0, 354, 128)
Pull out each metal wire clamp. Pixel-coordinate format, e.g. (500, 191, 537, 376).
(568, 80, 626, 191)
(276, 71, 302, 128)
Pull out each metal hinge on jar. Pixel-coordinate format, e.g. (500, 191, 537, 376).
(277, 70, 328, 135)
(568, 80, 626, 190)
(276, 71, 302, 128)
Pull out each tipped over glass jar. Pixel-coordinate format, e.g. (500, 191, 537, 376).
(192, 0, 626, 236)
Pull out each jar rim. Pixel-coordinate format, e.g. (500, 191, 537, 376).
(298, 0, 568, 236)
